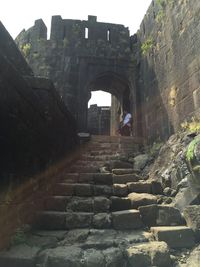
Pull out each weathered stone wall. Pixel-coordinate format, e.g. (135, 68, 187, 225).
(134, 0, 200, 142)
(15, 16, 135, 133)
(0, 22, 78, 249)
(88, 104, 110, 135)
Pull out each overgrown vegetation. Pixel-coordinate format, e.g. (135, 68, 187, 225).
(181, 117, 200, 133)
(156, 9, 165, 23)
(141, 37, 153, 55)
(20, 43, 31, 58)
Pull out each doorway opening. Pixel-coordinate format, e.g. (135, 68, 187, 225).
(88, 91, 111, 135)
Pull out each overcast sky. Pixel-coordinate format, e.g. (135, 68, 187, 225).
(0, 0, 152, 106)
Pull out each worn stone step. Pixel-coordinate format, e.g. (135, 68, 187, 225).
(54, 183, 114, 197)
(139, 204, 185, 227)
(69, 166, 100, 173)
(126, 241, 171, 267)
(151, 226, 195, 248)
(127, 181, 152, 194)
(44, 196, 72, 211)
(63, 173, 113, 185)
(128, 192, 158, 209)
(113, 184, 128, 197)
(66, 196, 111, 213)
(36, 211, 94, 230)
(112, 209, 144, 230)
(112, 168, 140, 175)
(110, 196, 131, 211)
(113, 173, 140, 184)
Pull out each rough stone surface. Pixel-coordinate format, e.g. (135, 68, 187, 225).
(113, 184, 128, 196)
(183, 205, 200, 240)
(127, 181, 152, 194)
(113, 174, 139, 184)
(93, 197, 111, 213)
(139, 204, 184, 227)
(112, 209, 143, 230)
(128, 192, 157, 208)
(133, 154, 150, 170)
(151, 226, 195, 248)
(127, 241, 171, 267)
(110, 196, 131, 211)
(93, 213, 112, 229)
(0, 244, 40, 267)
(65, 212, 93, 229)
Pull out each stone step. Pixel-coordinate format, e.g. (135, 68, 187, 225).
(126, 241, 171, 267)
(112, 209, 144, 230)
(112, 168, 140, 175)
(113, 173, 140, 184)
(36, 209, 145, 230)
(150, 226, 195, 248)
(0, 229, 152, 267)
(128, 192, 158, 209)
(69, 166, 100, 173)
(63, 173, 113, 185)
(138, 204, 185, 227)
(54, 183, 114, 197)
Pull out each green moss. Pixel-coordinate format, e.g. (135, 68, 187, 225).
(186, 137, 200, 162)
(156, 9, 165, 23)
(141, 37, 153, 55)
(20, 43, 31, 58)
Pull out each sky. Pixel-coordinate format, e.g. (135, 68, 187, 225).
(0, 0, 152, 106)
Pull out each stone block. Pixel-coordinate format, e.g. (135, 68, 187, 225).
(93, 173, 113, 185)
(93, 197, 110, 213)
(102, 248, 127, 267)
(113, 184, 128, 196)
(38, 245, 82, 266)
(84, 229, 116, 249)
(112, 209, 143, 230)
(93, 213, 111, 229)
(127, 241, 171, 267)
(128, 193, 157, 209)
(151, 226, 195, 248)
(183, 205, 200, 240)
(65, 212, 93, 229)
(112, 168, 136, 175)
(0, 244, 40, 267)
(74, 184, 93, 196)
(94, 185, 113, 196)
(139, 204, 184, 227)
(113, 174, 139, 184)
(44, 196, 71, 211)
(110, 196, 131, 211)
(78, 173, 94, 183)
(82, 249, 106, 266)
(127, 181, 152, 194)
(35, 211, 67, 230)
(151, 180, 163, 194)
(54, 183, 74, 196)
(67, 197, 93, 212)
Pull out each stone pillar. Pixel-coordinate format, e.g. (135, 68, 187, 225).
(50, 16, 64, 41)
(111, 95, 122, 136)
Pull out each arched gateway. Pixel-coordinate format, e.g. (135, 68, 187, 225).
(16, 15, 137, 135)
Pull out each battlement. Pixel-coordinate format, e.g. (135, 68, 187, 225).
(50, 15, 129, 43)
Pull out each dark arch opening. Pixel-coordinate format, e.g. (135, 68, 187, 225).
(86, 72, 131, 136)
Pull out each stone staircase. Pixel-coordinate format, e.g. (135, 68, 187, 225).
(0, 135, 196, 267)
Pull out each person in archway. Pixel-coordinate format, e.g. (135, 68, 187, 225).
(118, 109, 132, 136)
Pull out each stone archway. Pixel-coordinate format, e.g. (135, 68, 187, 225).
(86, 72, 131, 135)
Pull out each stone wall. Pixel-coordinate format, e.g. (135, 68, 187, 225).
(134, 0, 200, 142)
(88, 104, 111, 135)
(15, 16, 134, 133)
(0, 22, 78, 249)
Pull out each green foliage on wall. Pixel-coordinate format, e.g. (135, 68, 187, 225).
(141, 37, 153, 55)
(20, 43, 31, 58)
